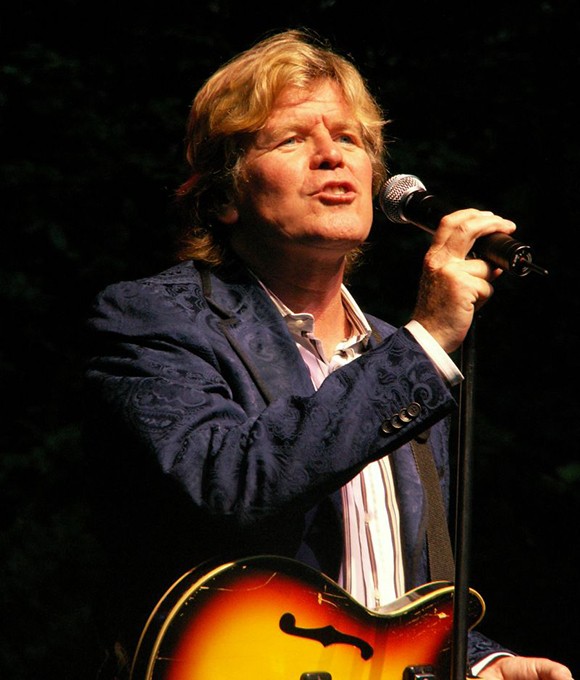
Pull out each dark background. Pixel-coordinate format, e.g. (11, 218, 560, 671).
(2, 1, 580, 678)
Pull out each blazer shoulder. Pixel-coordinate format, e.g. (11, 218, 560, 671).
(88, 261, 208, 331)
(106, 260, 203, 291)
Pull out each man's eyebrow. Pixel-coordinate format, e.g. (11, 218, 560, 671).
(326, 115, 363, 130)
(255, 120, 302, 144)
(265, 115, 360, 135)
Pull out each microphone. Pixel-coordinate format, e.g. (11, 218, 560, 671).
(379, 173, 547, 277)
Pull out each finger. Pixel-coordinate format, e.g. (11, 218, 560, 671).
(431, 209, 517, 259)
(424, 248, 499, 284)
(440, 208, 517, 236)
(461, 256, 506, 285)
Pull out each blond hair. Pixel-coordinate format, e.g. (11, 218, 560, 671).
(176, 29, 388, 266)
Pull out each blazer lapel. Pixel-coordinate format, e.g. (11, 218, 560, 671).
(201, 267, 314, 405)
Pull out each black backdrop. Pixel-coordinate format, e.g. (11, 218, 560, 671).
(2, 1, 580, 678)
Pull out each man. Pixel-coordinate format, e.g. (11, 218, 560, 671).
(85, 29, 572, 680)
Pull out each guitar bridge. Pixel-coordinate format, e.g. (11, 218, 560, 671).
(403, 665, 437, 680)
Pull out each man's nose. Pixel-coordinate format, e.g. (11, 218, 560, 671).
(311, 135, 344, 169)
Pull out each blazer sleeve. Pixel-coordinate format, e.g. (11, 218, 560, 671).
(85, 275, 456, 529)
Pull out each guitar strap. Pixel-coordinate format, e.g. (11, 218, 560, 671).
(367, 323, 455, 582)
(410, 432, 456, 583)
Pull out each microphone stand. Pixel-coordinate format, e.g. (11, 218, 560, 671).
(450, 317, 478, 680)
(447, 256, 546, 680)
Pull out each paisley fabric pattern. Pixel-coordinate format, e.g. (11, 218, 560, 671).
(84, 259, 511, 667)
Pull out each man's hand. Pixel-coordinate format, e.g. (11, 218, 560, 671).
(478, 655, 574, 680)
(412, 208, 516, 353)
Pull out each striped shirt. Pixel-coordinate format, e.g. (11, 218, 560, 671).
(265, 284, 406, 609)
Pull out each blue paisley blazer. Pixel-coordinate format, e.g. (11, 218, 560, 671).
(85, 259, 509, 665)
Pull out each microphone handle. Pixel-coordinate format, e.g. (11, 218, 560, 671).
(402, 193, 547, 277)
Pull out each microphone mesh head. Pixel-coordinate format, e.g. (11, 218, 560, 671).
(379, 174, 426, 223)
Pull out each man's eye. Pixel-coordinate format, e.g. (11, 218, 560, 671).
(337, 134, 357, 144)
(279, 136, 299, 146)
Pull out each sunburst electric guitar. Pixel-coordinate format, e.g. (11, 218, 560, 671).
(130, 555, 485, 680)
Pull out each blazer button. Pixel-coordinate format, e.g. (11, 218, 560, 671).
(381, 420, 393, 434)
(404, 402, 422, 419)
(390, 413, 404, 429)
(399, 408, 412, 423)
(381, 402, 422, 435)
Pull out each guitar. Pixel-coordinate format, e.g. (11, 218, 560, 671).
(130, 555, 485, 680)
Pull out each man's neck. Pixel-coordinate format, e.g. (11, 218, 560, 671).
(247, 254, 352, 357)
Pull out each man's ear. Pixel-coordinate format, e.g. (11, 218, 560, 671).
(216, 203, 239, 225)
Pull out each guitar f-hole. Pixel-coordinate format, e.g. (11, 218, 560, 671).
(279, 612, 373, 659)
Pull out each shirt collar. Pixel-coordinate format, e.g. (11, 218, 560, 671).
(255, 276, 372, 348)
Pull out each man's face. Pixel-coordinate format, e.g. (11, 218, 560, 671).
(228, 80, 375, 264)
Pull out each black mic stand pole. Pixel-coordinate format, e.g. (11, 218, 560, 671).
(450, 316, 478, 680)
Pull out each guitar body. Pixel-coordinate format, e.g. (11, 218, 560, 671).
(130, 555, 485, 680)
